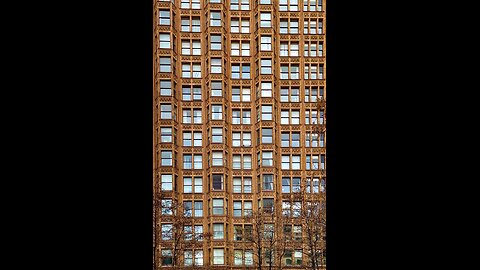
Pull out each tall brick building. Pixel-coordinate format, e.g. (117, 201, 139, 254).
(154, 0, 326, 268)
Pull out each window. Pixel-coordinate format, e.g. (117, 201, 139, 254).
(212, 199, 224, 215)
(262, 174, 274, 191)
(210, 35, 222, 50)
(212, 151, 223, 166)
(280, 43, 288, 57)
(292, 177, 301, 192)
(232, 87, 250, 102)
(281, 132, 290, 147)
(263, 223, 274, 240)
(191, 109, 201, 123)
(305, 131, 323, 148)
(161, 224, 173, 240)
(305, 63, 324, 80)
(161, 175, 173, 191)
(261, 128, 273, 144)
(185, 179, 202, 196)
(231, 109, 251, 125)
(181, 0, 200, 9)
(280, 64, 299, 79)
(260, 59, 272, 74)
(183, 131, 202, 147)
(281, 155, 301, 170)
(304, 41, 323, 57)
(233, 177, 252, 193)
(183, 177, 193, 193)
(161, 151, 172, 166)
(183, 155, 192, 169)
(234, 250, 243, 265)
(181, 40, 201, 55)
(182, 63, 201, 78)
(233, 201, 242, 217)
(159, 57, 171, 72)
(244, 201, 253, 216)
(233, 178, 242, 193)
(234, 225, 245, 241)
(244, 224, 253, 241)
(232, 132, 240, 147)
(281, 156, 290, 170)
(195, 225, 204, 241)
(210, 58, 222, 74)
(294, 250, 302, 265)
(210, 11, 221, 27)
(161, 199, 173, 215)
(304, 0, 322, 11)
(231, 18, 250, 33)
(211, 105, 223, 120)
(181, 17, 201, 32)
(292, 201, 301, 217)
(159, 10, 170, 25)
(293, 225, 302, 241)
(231, 40, 250, 56)
(207, 81, 221, 97)
(305, 86, 324, 102)
(213, 223, 224, 239)
(280, 19, 299, 34)
(261, 105, 273, 120)
(260, 36, 272, 51)
(280, 87, 300, 102)
(212, 174, 224, 190)
(182, 85, 201, 101)
(305, 109, 316, 125)
(160, 104, 172, 119)
(232, 154, 251, 169)
(184, 201, 193, 217)
(306, 177, 314, 193)
(231, 63, 250, 79)
(182, 108, 201, 124)
(282, 201, 291, 216)
(280, 110, 300, 125)
(279, 0, 299, 11)
(160, 127, 172, 143)
(185, 225, 194, 241)
(244, 155, 252, 169)
(159, 34, 171, 49)
(260, 13, 271, 28)
(184, 250, 193, 266)
(159, 80, 172, 96)
(306, 154, 321, 170)
(230, 0, 249, 10)
(183, 109, 192, 123)
(183, 154, 202, 169)
(161, 249, 173, 266)
(211, 128, 223, 143)
(304, 18, 323, 34)
(185, 225, 196, 241)
(213, 249, 224, 265)
(292, 110, 300, 124)
(280, 41, 299, 57)
(282, 178, 290, 193)
(292, 132, 300, 147)
(292, 155, 300, 169)
(260, 151, 273, 167)
(260, 0, 271, 4)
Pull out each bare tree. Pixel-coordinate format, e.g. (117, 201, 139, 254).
(301, 190, 327, 270)
(154, 192, 211, 269)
